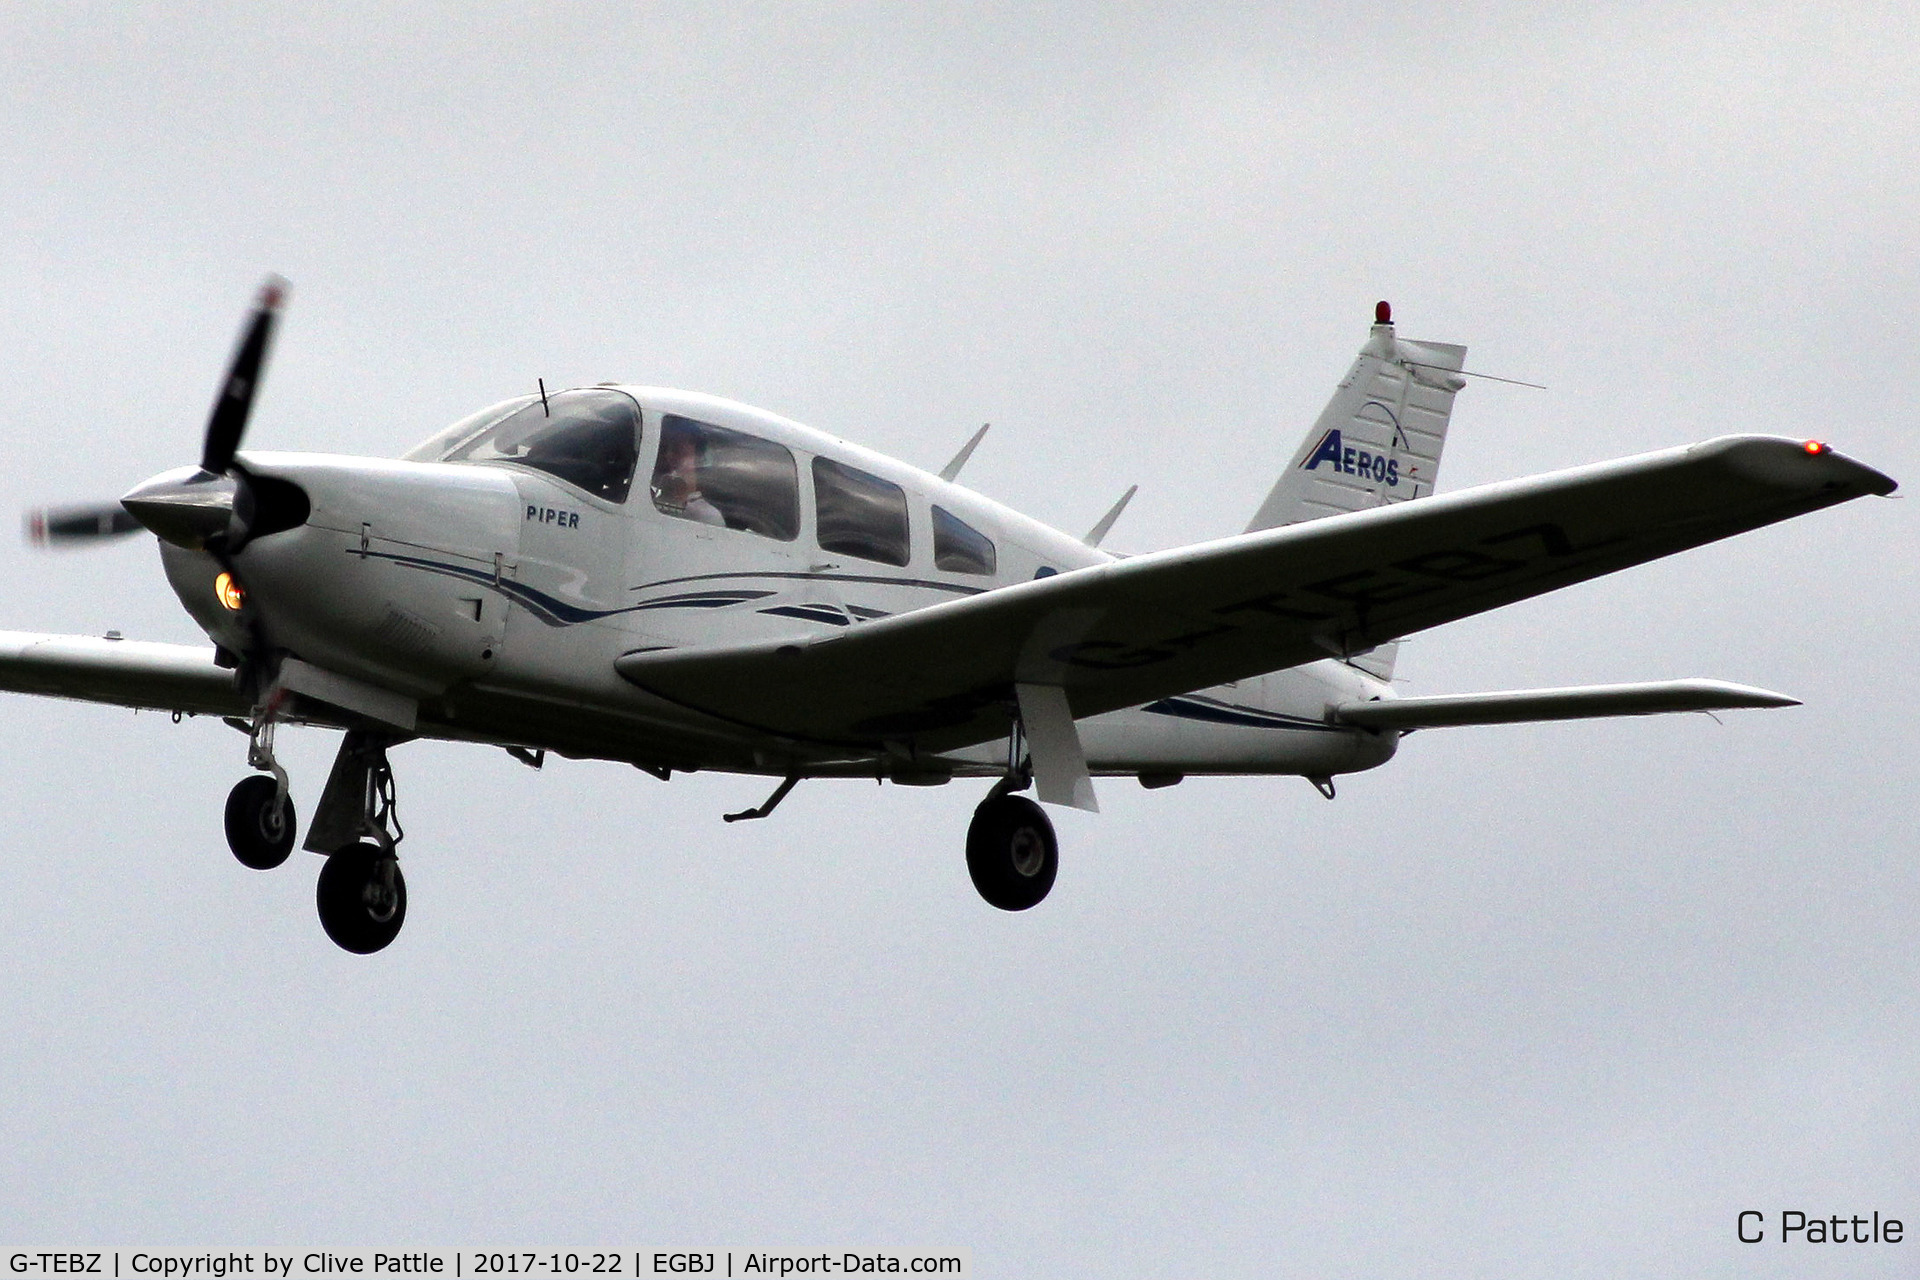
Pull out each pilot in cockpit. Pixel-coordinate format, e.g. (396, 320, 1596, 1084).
(652, 421, 726, 526)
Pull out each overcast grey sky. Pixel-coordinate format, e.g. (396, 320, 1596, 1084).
(1, 3, 1916, 1275)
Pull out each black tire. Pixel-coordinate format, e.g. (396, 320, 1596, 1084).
(315, 842, 407, 954)
(224, 774, 296, 871)
(966, 793, 1058, 911)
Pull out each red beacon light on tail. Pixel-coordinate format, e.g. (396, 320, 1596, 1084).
(1375, 300, 1392, 325)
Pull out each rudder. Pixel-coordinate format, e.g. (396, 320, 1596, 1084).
(1245, 302, 1467, 534)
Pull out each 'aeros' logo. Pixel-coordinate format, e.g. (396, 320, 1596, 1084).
(1302, 428, 1400, 486)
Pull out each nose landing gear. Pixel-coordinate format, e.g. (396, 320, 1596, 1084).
(225, 707, 297, 869)
(224, 774, 296, 870)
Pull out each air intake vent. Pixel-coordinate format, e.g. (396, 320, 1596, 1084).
(246, 473, 312, 539)
(375, 607, 442, 654)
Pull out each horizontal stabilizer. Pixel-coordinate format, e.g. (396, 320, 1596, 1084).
(1332, 679, 1799, 731)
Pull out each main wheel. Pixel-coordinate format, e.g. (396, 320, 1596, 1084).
(224, 775, 296, 870)
(966, 794, 1058, 911)
(315, 842, 407, 953)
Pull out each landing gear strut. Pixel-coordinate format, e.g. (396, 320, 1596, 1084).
(967, 781, 1058, 911)
(310, 731, 409, 954)
(225, 705, 297, 869)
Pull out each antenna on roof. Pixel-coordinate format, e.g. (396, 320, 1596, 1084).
(1083, 485, 1138, 548)
(938, 423, 990, 482)
(538, 378, 551, 417)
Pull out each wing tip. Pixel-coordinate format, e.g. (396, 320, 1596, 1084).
(1702, 435, 1897, 497)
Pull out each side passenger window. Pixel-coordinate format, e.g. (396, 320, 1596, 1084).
(933, 506, 996, 575)
(651, 415, 800, 540)
(813, 457, 910, 567)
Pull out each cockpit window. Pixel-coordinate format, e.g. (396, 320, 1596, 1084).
(442, 389, 642, 502)
(933, 506, 996, 575)
(401, 396, 535, 462)
(650, 415, 799, 541)
(814, 456, 910, 567)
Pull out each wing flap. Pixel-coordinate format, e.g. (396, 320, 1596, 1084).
(615, 436, 1892, 750)
(1333, 678, 1799, 731)
(0, 630, 248, 717)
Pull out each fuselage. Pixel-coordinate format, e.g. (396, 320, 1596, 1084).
(158, 385, 1399, 782)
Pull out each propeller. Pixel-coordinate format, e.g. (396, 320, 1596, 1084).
(201, 276, 284, 477)
(27, 276, 288, 552)
(25, 504, 144, 546)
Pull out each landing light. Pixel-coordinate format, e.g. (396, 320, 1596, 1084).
(215, 572, 245, 611)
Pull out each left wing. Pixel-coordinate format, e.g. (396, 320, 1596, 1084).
(0, 631, 250, 717)
(615, 435, 1893, 750)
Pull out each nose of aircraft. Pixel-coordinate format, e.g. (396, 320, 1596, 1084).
(120, 466, 239, 549)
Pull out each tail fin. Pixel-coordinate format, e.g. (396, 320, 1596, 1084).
(1245, 302, 1467, 534)
(1244, 302, 1468, 681)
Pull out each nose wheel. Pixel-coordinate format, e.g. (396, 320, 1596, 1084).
(224, 775, 296, 870)
(226, 706, 297, 869)
(967, 792, 1059, 911)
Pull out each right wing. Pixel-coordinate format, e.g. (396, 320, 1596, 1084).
(0, 631, 250, 718)
(616, 436, 1894, 751)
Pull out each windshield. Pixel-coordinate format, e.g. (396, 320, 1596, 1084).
(439, 389, 642, 502)
(401, 396, 535, 463)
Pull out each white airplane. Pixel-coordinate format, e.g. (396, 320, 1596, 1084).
(12, 282, 1896, 952)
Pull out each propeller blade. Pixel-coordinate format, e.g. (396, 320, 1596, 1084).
(200, 275, 288, 475)
(25, 503, 146, 546)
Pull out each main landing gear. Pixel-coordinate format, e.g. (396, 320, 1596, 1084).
(967, 780, 1058, 912)
(222, 715, 409, 954)
(315, 839, 407, 955)
(307, 731, 408, 953)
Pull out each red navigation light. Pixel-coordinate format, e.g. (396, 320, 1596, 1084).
(1803, 440, 1828, 456)
(1375, 300, 1392, 325)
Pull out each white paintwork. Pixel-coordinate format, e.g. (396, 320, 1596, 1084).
(0, 316, 1895, 814)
